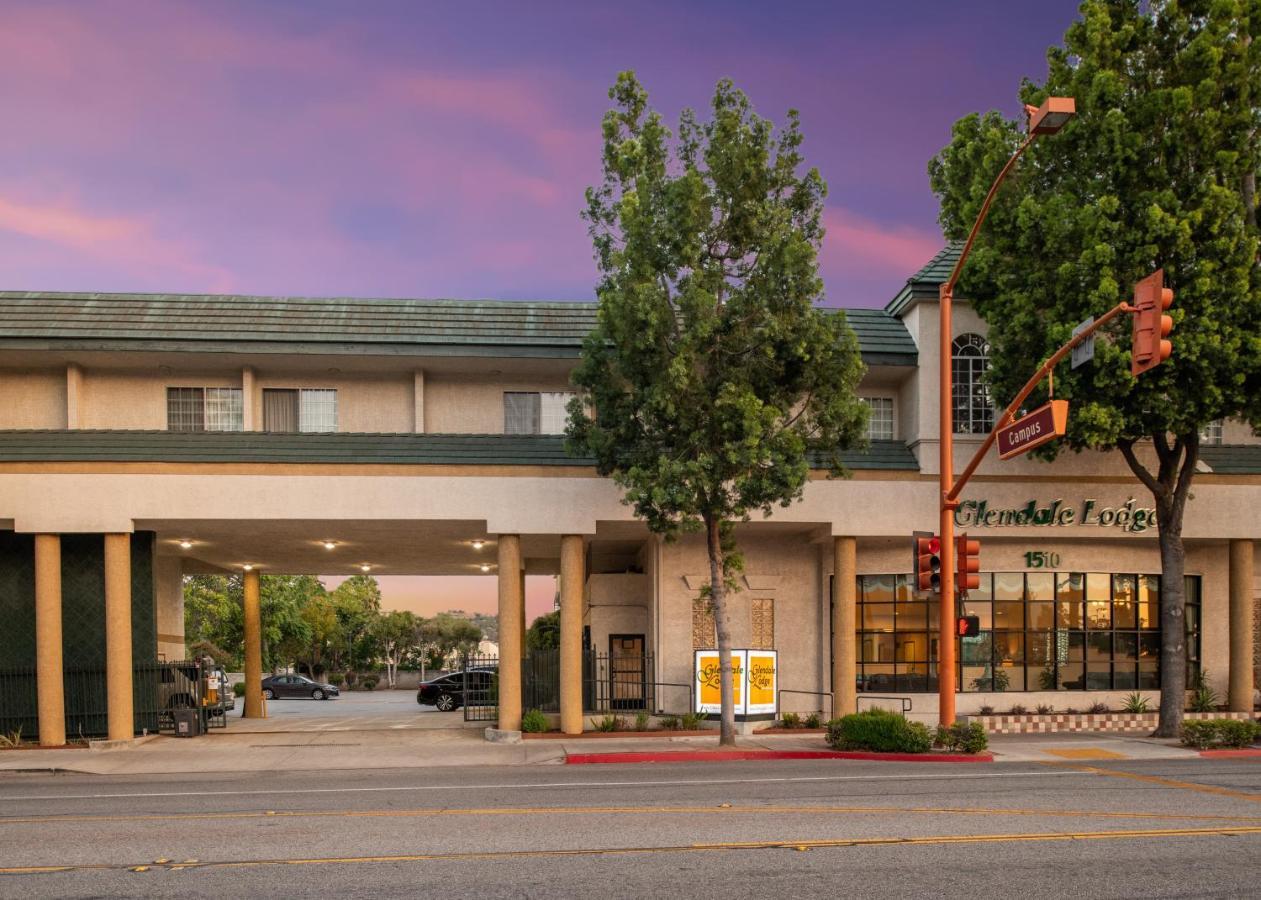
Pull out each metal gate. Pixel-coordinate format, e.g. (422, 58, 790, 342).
(461, 653, 499, 722)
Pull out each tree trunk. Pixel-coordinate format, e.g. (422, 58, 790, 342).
(1120, 434, 1198, 738)
(706, 516, 737, 746)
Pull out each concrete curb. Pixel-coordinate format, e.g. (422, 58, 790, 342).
(565, 749, 993, 765)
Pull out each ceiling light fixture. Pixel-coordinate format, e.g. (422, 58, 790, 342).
(359, 564, 372, 573)
(471, 540, 485, 550)
(243, 564, 254, 572)
(178, 540, 193, 550)
(323, 541, 337, 551)
(480, 564, 491, 573)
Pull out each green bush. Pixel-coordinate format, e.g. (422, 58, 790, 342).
(591, 714, 622, 733)
(826, 709, 932, 754)
(361, 677, 378, 691)
(658, 715, 681, 731)
(804, 712, 822, 729)
(935, 721, 989, 754)
(521, 709, 549, 733)
(326, 672, 345, 687)
(780, 712, 801, 729)
(1180, 719, 1261, 750)
(679, 712, 706, 730)
(1188, 672, 1219, 713)
(232, 681, 246, 697)
(634, 711, 650, 732)
(1122, 693, 1151, 713)
(1087, 702, 1110, 715)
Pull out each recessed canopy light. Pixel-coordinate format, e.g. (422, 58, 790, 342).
(471, 540, 485, 550)
(243, 564, 254, 572)
(323, 541, 337, 551)
(359, 564, 372, 573)
(480, 564, 491, 573)
(178, 540, 193, 550)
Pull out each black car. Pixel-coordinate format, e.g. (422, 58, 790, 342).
(416, 668, 496, 711)
(261, 674, 340, 700)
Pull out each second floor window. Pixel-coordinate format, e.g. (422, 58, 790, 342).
(1201, 419, 1224, 445)
(167, 387, 243, 432)
(504, 391, 575, 435)
(263, 388, 337, 433)
(952, 333, 994, 435)
(861, 397, 894, 441)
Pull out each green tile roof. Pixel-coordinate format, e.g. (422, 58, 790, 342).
(884, 242, 962, 316)
(0, 292, 917, 365)
(1200, 445, 1261, 474)
(0, 430, 920, 470)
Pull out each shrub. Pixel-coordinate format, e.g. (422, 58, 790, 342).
(634, 711, 650, 732)
(1087, 702, 1110, 715)
(1122, 693, 1151, 713)
(1188, 672, 1219, 713)
(1180, 719, 1261, 750)
(361, 677, 378, 691)
(780, 712, 801, 729)
(935, 722, 988, 754)
(1035, 704, 1054, 715)
(591, 714, 623, 733)
(680, 712, 705, 730)
(1008, 704, 1028, 716)
(343, 672, 358, 687)
(521, 709, 549, 733)
(658, 715, 681, 731)
(1064, 707, 1079, 715)
(978, 705, 995, 716)
(232, 681, 246, 697)
(804, 713, 822, 729)
(326, 672, 345, 687)
(826, 709, 932, 754)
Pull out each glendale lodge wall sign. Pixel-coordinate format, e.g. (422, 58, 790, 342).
(954, 498, 1158, 533)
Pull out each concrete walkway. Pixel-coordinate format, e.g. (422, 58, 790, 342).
(0, 728, 1202, 776)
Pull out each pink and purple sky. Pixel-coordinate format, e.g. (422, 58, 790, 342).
(6, 0, 1083, 620)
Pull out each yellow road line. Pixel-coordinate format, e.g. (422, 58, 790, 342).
(1045, 762, 1261, 804)
(3, 824, 1261, 875)
(5, 802, 1261, 827)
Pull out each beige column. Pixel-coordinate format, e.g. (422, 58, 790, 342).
(831, 536, 857, 719)
(242, 366, 258, 431)
(1229, 540, 1255, 712)
(497, 536, 523, 731)
(65, 363, 83, 428)
(34, 534, 66, 747)
(559, 535, 584, 734)
(413, 369, 426, 433)
(242, 569, 264, 718)
(104, 533, 134, 742)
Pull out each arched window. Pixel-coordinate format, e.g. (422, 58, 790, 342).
(952, 334, 993, 435)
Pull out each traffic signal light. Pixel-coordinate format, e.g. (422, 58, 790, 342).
(957, 615, 980, 638)
(913, 530, 942, 593)
(1131, 269, 1173, 377)
(957, 534, 981, 593)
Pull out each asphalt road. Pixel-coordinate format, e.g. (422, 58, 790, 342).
(2, 757, 1260, 898)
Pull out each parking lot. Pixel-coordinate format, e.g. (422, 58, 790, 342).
(222, 687, 472, 733)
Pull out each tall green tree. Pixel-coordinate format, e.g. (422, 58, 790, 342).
(929, 0, 1261, 734)
(329, 575, 383, 673)
(568, 73, 868, 744)
(374, 610, 419, 687)
(526, 610, 561, 651)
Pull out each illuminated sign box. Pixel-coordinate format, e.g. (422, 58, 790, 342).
(694, 649, 777, 717)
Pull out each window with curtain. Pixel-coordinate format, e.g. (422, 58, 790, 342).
(1200, 419, 1224, 445)
(952, 334, 994, 435)
(263, 388, 336, 432)
(504, 391, 576, 434)
(166, 387, 243, 432)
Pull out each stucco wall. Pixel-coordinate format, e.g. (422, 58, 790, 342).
(81, 370, 239, 430)
(424, 374, 576, 433)
(253, 373, 413, 433)
(586, 573, 651, 656)
(0, 369, 65, 429)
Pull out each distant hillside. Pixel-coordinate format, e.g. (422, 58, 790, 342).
(443, 609, 498, 642)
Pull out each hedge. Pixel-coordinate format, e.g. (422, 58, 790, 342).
(1180, 719, 1261, 750)
(826, 708, 932, 753)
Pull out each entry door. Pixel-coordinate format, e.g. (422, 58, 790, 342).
(609, 635, 645, 710)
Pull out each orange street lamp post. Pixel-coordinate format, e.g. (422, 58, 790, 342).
(936, 96, 1075, 727)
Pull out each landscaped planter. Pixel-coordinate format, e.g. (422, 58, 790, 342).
(523, 730, 712, 740)
(966, 710, 1257, 735)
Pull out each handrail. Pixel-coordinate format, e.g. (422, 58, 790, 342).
(857, 695, 913, 715)
(777, 688, 834, 720)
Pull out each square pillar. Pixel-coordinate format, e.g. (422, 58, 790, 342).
(34, 534, 66, 747)
(559, 535, 585, 735)
(831, 536, 857, 719)
(1229, 539, 1255, 712)
(104, 533, 134, 741)
(496, 535, 523, 732)
(242, 568, 264, 718)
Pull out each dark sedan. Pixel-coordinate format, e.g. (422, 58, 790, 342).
(261, 674, 340, 701)
(416, 669, 496, 711)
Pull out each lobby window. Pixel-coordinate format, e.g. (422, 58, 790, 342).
(263, 388, 338, 433)
(1200, 419, 1224, 445)
(855, 571, 1201, 693)
(692, 598, 716, 650)
(861, 397, 894, 441)
(952, 334, 994, 434)
(504, 392, 575, 435)
(751, 598, 774, 649)
(166, 387, 243, 432)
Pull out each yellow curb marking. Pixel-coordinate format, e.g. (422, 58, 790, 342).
(1042, 748, 1128, 760)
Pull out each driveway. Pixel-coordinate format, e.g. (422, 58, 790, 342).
(223, 687, 473, 733)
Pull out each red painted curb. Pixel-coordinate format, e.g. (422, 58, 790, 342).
(564, 749, 993, 765)
(1198, 748, 1261, 758)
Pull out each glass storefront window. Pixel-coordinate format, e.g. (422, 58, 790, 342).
(855, 571, 1201, 693)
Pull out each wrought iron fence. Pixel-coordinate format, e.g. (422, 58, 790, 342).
(461, 653, 500, 722)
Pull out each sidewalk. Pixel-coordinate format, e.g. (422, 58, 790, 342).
(0, 728, 1203, 776)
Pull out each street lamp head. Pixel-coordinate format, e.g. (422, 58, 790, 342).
(1025, 96, 1075, 135)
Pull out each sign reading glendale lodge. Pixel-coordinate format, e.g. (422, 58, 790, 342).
(955, 498, 1158, 533)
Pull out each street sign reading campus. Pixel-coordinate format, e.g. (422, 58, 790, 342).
(996, 399, 1069, 460)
